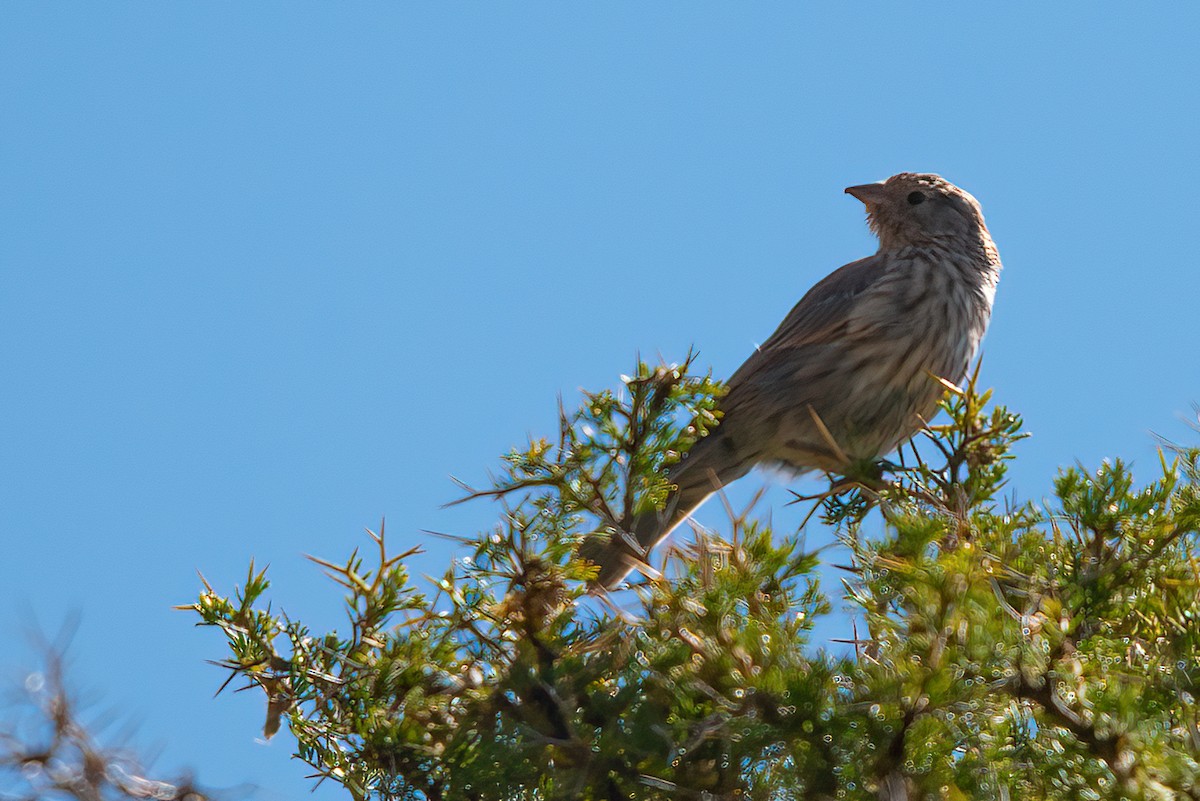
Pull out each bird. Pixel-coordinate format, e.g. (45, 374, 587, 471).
(581, 172, 1002, 588)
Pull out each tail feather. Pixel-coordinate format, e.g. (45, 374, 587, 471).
(582, 443, 753, 588)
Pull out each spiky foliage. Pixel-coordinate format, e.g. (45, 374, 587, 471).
(1, 648, 213, 801)
(185, 360, 1200, 800)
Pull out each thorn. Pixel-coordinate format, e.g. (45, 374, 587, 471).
(806, 404, 851, 466)
(927, 371, 964, 395)
(196, 569, 214, 593)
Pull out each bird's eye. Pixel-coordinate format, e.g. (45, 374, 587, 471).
(907, 191, 926, 205)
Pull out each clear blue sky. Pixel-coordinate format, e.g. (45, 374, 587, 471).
(2, 4, 1197, 798)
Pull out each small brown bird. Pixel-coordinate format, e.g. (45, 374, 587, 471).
(582, 173, 1002, 588)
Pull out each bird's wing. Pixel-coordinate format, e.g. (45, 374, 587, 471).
(653, 255, 890, 537)
(725, 253, 887, 388)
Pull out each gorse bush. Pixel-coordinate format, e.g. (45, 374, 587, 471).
(185, 361, 1200, 800)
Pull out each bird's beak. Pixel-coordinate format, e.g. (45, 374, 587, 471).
(844, 182, 888, 206)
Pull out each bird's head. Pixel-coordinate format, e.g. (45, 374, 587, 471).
(845, 173, 988, 250)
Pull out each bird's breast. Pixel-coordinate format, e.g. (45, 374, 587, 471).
(829, 250, 996, 456)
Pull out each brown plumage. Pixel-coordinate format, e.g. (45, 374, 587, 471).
(581, 173, 1002, 588)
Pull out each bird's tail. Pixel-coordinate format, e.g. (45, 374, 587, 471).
(581, 443, 753, 588)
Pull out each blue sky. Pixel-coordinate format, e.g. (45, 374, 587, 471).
(2, 4, 1197, 798)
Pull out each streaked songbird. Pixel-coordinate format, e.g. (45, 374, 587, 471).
(582, 173, 1002, 588)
